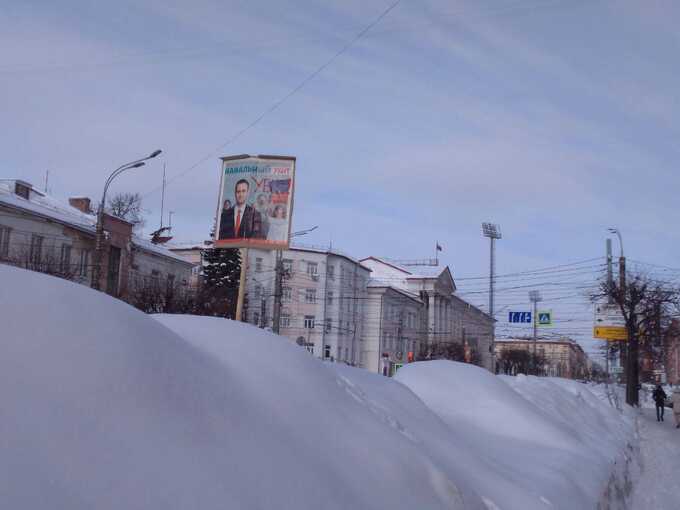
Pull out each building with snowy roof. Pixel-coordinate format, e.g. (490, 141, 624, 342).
(0, 178, 195, 302)
(360, 256, 494, 373)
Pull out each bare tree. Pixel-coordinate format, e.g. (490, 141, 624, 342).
(107, 192, 146, 230)
(597, 273, 680, 406)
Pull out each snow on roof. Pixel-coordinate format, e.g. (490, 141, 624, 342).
(406, 264, 449, 279)
(0, 179, 96, 232)
(289, 242, 371, 269)
(132, 236, 196, 265)
(166, 240, 212, 251)
(0, 178, 191, 265)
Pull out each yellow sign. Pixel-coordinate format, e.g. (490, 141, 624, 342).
(593, 326, 628, 341)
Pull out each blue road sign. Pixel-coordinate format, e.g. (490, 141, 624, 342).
(508, 311, 532, 324)
(537, 311, 553, 326)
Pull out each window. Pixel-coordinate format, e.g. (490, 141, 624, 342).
(304, 315, 315, 329)
(60, 244, 72, 273)
(282, 259, 293, 278)
(337, 345, 342, 360)
(305, 288, 316, 304)
(254, 284, 262, 300)
(324, 344, 331, 359)
(255, 257, 263, 272)
(327, 265, 335, 280)
(327, 291, 334, 305)
(345, 347, 349, 361)
(325, 318, 332, 333)
(307, 262, 318, 277)
(281, 313, 291, 328)
(151, 269, 160, 290)
(79, 249, 90, 278)
(166, 274, 175, 296)
(282, 286, 292, 303)
(252, 311, 260, 326)
(0, 226, 11, 259)
(29, 235, 43, 266)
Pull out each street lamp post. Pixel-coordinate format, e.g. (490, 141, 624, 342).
(91, 150, 162, 290)
(482, 222, 502, 373)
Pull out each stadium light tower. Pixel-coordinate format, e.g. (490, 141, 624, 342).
(482, 222, 502, 372)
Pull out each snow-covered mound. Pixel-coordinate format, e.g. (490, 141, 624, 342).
(394, 361, 634, 510)
(0, 265, 635, 509)
(0, 265, 463, 509)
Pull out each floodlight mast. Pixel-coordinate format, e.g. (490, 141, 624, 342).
(482, 222, 502, 372)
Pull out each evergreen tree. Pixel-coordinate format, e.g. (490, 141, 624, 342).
(198, 227, 241, 318)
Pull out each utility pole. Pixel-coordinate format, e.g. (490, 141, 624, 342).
(482, 223, 502, 372)
(610, 227, 636, 406)
(606, 238, 613, 381)
(272, 250, 283, 334)
(529, 290, 542, 375)
(272, 225, 319, 334)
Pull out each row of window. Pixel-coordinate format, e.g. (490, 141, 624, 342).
(381, 331, 417, 354)
(384, 304, 418, 329)
(0, 227, 92, 277)
(253, 257, 366, 287)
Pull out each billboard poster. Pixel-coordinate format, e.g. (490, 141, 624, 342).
(214, 155, 295, 250)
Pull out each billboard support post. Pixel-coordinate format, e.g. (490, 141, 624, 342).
(235, 248, 249, 322)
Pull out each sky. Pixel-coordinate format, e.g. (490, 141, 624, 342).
(2, 0, 680, 357)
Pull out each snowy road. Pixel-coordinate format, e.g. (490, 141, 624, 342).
(630, 407, 680, 510)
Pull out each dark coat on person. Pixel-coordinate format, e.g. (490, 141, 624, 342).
(653, 387, 667, 405)
(218, 205, 264, 240)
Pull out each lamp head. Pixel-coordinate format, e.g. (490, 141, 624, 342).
(149, 150, 162, 159)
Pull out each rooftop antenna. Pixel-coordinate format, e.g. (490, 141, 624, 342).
(160, 162, 166, 228)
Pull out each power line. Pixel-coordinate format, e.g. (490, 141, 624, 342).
(141, 0, 403, 200)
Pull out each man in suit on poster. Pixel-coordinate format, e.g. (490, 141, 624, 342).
(218, 179, 264, 240)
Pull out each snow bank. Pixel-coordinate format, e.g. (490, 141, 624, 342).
(392, 361, 634, 510)
(0, 264, 635, 510)
(0, 265, 463, 509)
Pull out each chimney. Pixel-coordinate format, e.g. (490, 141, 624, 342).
(69, 197, 92, 214)
(14, 180, 32, 200)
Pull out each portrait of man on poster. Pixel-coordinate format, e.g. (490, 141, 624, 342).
(218, 178, 264, 240)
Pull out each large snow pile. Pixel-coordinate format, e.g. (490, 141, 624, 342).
(0, 265, 463, 509)
(0, 265, 635, 509)
(392, 362, 635, 510)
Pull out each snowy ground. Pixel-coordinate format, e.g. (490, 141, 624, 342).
(1, 264, 667, 509)
(629, 406, 680, 509)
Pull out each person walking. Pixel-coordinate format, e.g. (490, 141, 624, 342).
(673, 388, 680, 429)
(652, 384, 667, 422)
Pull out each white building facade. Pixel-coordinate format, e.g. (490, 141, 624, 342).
(360, 257, 494, 372)
(245, 246, 371, 365)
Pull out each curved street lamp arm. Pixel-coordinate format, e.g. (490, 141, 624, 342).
(101, 150, 161, 209)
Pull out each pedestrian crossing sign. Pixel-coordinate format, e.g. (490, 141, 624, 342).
(537, 310, 552, 327)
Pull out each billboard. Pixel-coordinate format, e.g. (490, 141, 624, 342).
(214, 155, 296, 250)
